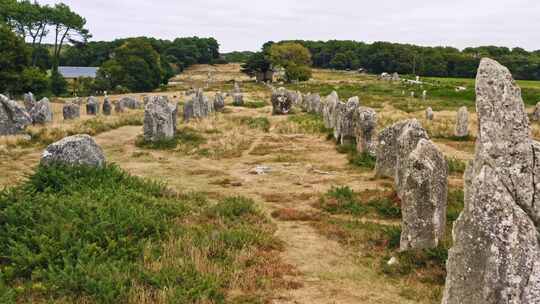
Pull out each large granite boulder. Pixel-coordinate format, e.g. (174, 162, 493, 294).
(62, 102, 80, 120)
(143, 96, 174, 142)
(120, 96, 141, 109)
(395, 120, 430, 196)
(375, 119, 428, 178)
(323, 91, 339, 129)
(29, 97, 53, 124)
(335, 97, 360, 144)
(168, 100, 178, 134)
(304, 93, 322, 114)
(40, 134, 105, 167)
(214, 92, 225, 112)
(533, 102, 540, 121)
(23, 92, 35, 111)
(442, 58, 540, 304)
(0, 94, 32, 135)
(355, 106, 377, 155)
(454, 106, 469, 137)
(271, 87, 293, 115)
(86, 96, 100, 115)
(400, 139, 447, 251)
(102, 97, 112, 116)
(232, 93, 244, 106)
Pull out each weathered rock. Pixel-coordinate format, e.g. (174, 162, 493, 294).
(168, 100, 178, 134)
(86, 96, 100, 115)
(214, 92, 225, 111)
(119, 96, 141, 109)
(442, 58, 540, 304)
(271, 87, 293, 115)
(305, 93, 322, 114)
(184, 89, 208, 122)
(335, 97, 360, 144)
(533, 102, 540, 121)
(454, 106, 469, 137)
(233, 82, 241, 94)
(395, 119, 429, 196)
(30, 97, 53, 124)
(355, 106, 377, 155)
(102, 97, 112, 116)
(232, 93, 244, 106)
(426, 107, 434, 120)
(40, 134, 105, 167)
(114, 100, 125, 113)
(323, 91, 339, 129)
(400, 139, 447, 251)
(391, 72, 400, 81)
(143, 96, 150, 105)
(143, 96, 174, 142)
(23, 92, 35, 111)
(62, 102, 80, 120)
(375, 119, 428, 178)
(0, 94, 32, 135)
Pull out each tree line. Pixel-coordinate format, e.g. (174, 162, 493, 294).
(0, 0, 221, 97)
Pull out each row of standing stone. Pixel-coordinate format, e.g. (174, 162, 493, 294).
(270, 87, 379, 156)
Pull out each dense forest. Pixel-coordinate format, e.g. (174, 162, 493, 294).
(281, 40, 540, 80)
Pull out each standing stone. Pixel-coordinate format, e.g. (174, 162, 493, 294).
(143, 96, 174, 142)
(30, 97, 53, 124)
(391, 72, 400, 81)
(114, 100, 126, 113)
(168, 100, 178, 134)
(184, 89, 207, 122)
(323, 91, 339, 129)
(454, 106, 469, 137)
(422, 90, 427, 101)
(63, 102, 80, 120)
(119, 96, 141, 109)
(442, 58, 540, 304)
(0, 94, 32, 135)
(375, 119, 428, 178)
(143, 96, 150, 106)
(23, 92, 35, 111)
(232, 93, 244, 106)
(271, 87, 293, 115)
(233, 82, 241, 94)
(400, 139, 447, 251)
(335, 97, 360, 144)
(86, 96, 100, 115)
(395, 120, 429, 196)
(533, 102, 540, 121)
(40, 134, 105, 167)
(213, 92, 225, 112)
(355, 106, 377, 155)
(102, 97, 112, 116)
(426, 107, 434, 120)
(305, 93, 322, 114)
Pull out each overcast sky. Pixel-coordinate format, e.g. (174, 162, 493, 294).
(39, 0, 540, 52)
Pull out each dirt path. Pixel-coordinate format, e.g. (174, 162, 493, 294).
(88, 107, 418, 304)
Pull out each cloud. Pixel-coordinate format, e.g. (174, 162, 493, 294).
(38, 0, 540, 52)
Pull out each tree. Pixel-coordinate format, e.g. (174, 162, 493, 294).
(0, 24, 31, 94)
(20, 66, 49, 95)
(269, 43, 312, 82)
(241, 52, 272, 77)
(50, 3, 89, 70)
(49, 70, 67, 95)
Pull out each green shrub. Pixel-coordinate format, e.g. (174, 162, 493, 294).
(288, 114, 332, 135)
(447, 189, 465, 222)
(349, 152, 376, 169)
(135, 127, 206, 150)
(233, 116, 270, 132)
(367, 197, 401, 219)
(447, 157, 467, 175)
(319, 186, 367, 216)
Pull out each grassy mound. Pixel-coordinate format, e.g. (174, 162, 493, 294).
(0, 164, 286, 303)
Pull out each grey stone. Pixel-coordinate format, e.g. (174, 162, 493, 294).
(0, 94, 32, 135)
(232, 93, 244, 106)
(184, 89, 208, 122)
(355, 106, 377, 155)
(335, 97, 360, 144)
(86, 96, 100, 115)
(30, 97, 53, 124)
(62, 102, 80, 120)
(305, 93, 322, 114)
(400, 139, 447, 251)
(102, 97, 112, 116)
(214, 92, 225, 111)
(119, 96, 141, 109)
(533, 102, 540, 121)
(426, 107, 434, 120)
(233, 82, 241, 94)
(442, 58, 540, 304)
(391, 72, 400, 81)
(114, 100, 125, 113)
(454, 106, 469, 137)
(143, 96, 174, 142)
(168, 100, 178, 134)
(395, 119, 430, 197)
(23, 92, 35, 111)
(271, 87, 293, 115)
(375, 119, 428, 178)
(40, 134, 105, 167)
(323, 91, 339, 129)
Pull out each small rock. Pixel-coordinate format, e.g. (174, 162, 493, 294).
(40, 134, 105, 167)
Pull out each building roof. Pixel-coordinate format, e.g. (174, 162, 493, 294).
(58, 66, 99, 78)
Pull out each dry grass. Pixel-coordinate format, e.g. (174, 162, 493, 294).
(271, 208, 321, 222)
